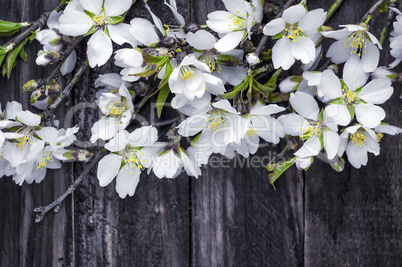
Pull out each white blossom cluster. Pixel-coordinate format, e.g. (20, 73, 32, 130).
(1, 0, 401, 199)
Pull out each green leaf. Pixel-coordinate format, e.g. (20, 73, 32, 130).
(156, 84, 170, 118)
(221, 77, 249, 99)
(265, 68, 282, 87)
(253, 79, 275, 92)
(347, 105, 355, 119)
(267, 157, 297, 185)
(142, 50, 166, 64)
(159, 60, 173, 89)
(0, 20, 29, 36)
(3, 37, 28, 78)
(18, 46, 27, 62)
(0, 53, 5, 67)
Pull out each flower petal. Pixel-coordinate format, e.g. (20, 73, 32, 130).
(115, 167, 140, 198)
(97, 154, 121, 186)
(272, 37, 295, 70)
(360, 78, 393, 104)
(355, 104, 385, 128)
(263, 18, 285, 36)
(214, 31, 245, 52)
(104, 0, 132, 16)
(282, 4, 306, 24)
(58, 11, 93, 36)
(87, 30, 113, 67)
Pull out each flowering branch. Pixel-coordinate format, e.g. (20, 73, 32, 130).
(45, 35, 85, 85)
(326, 0, 345, 22)
(34, 150, 103, 223)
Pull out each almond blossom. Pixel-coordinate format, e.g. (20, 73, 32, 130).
(263, 4, 326, 70)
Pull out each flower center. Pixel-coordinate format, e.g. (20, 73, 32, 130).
(341, 85, 358, 105)
(35, 149, 53, 170)
(202, 110, 226, 133)
(350, 131, 365, 147)
(283, 24, 305, 42)
(123, 148, 145, 175)
(180, 66, 195, 81)
(228, 11, 245, 31)
(198, 52, 221, 73)
(106, 100, 129, 117)
(299, 122, 321, 140)
(344, 30, 367, 57)
(16, 126, 34, 150)
(91, 8, 111, 27)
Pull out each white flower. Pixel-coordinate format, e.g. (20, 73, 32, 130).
(35, 11, 77, 75)
(389, 14, 402, 68)
(370, 66, 397, 81)
(186, 29, 248, 86)
(338, 125, 380, 169)
(12, 126, 79, 185)
(59, 0, 139, 67)
(206, 0, 263, 52)
(279, 92, 340, 160)
(224, 103, 285, 158)
(178, 99, 243, 155)
(323, 24, 382, 72)
(169, 54, 226, 110)
(97, 126, 160, 198)
(263, 4, 326, 70)
(151, 148, 201, 179)
(320, 56, 393, 128)
(90, 82, 134, 142)
(114, 48, 145, 82)
(94, 73, 129, 99)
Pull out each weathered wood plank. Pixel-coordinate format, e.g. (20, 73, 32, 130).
(304, 0, 402, 266)
(0, 0, 73, 266)
(71, 0, 190, 266)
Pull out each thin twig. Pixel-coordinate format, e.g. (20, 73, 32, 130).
(45, 36, 85, 84)
(34, 151, 105, 223)
(326, 0, 345, 23)
(359, 0, 386, 23)
(255, 0, 298, 56)
(1, 2, 66, 54)
(153, 117, 179, 127)
(44, 58, 89, 120)
(379, 0, 397, 46)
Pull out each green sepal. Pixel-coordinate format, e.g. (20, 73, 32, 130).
(269, 92, 290, 103)
(109, 16, 124, 25)
(267, 157, 297, 186)
(84, 10, 96, 19)
(156, 84, 170, 118)
(317, 108, 324, 122)
(386, 74, 398, 80)
(272, 30, 285, 40)
(261, 49, 272, 61)
(328, 97, 344, 105)
(28, 28, 40, 43)
(190, 133, 202, 147)
(265, 68, 282, 87)
(290, 76, 303, 83)
(347, 105, 355, 119)
(85, 25, 98, 36)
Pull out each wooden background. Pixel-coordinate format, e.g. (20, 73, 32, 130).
(0, 0, 401, 266)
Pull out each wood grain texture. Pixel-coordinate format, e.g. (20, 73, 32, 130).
(304, 0, 402, 266)
(71, 0, 190, 266)
(0, 0, 73, 266)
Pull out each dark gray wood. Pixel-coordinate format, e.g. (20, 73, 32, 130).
(0, 0, 73, 266)
(304, 1, 402, 266)
(71, 0, 190, 266)
(1, 0, 401, 266)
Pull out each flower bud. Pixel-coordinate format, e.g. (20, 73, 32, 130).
(184, 23, 200, 34)
(241, 40, 254, 53)
(160, 36, 176, 48)
(36, 50, 60, 66)
(246, 52, 260, 65)
(216, 54, 239, 67)
(48, 82, 61, 93)
(295, 157, 313, 170)
(23, 79, 39, 92)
